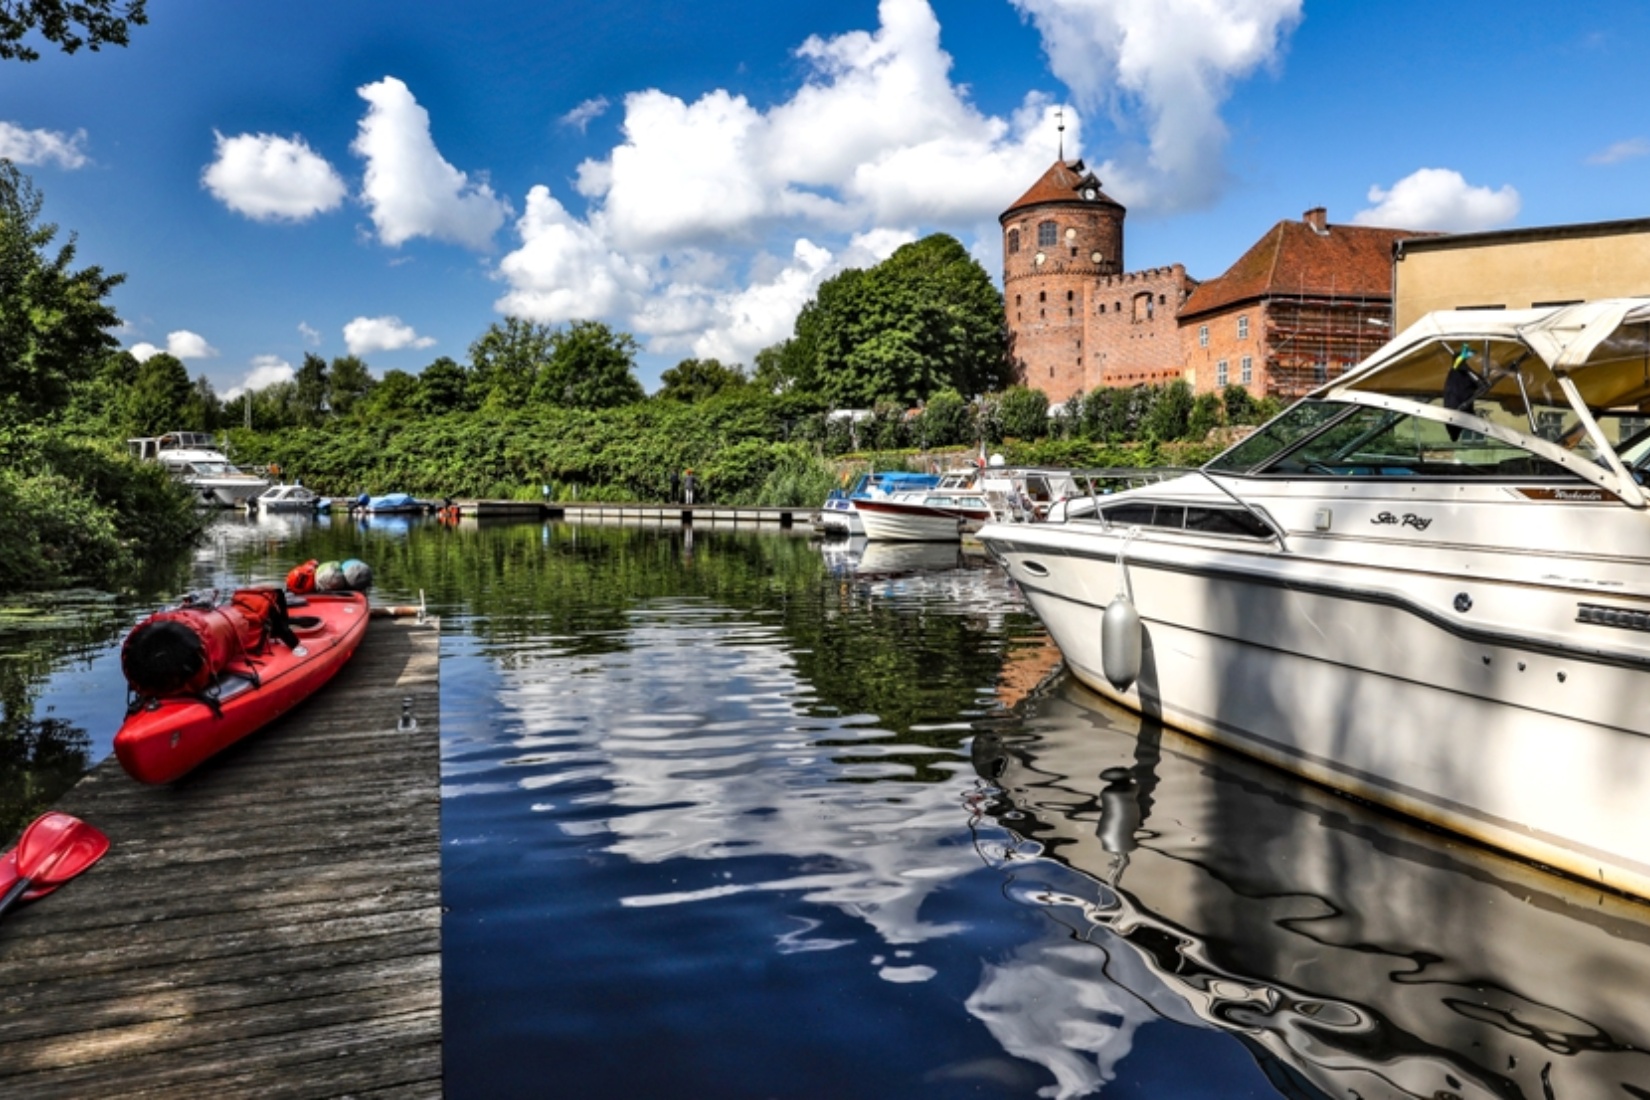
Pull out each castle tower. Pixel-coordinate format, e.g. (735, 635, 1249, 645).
(1000, 158, 1126, 403)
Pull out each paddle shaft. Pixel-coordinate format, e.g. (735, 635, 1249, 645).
(0, 876, 31, 919)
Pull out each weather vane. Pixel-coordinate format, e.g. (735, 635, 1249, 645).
(1056, 106, 1065, 161)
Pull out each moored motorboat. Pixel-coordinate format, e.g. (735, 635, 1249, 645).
(251, 483, 330, 512)
(978, 298, 1650, 901)
(114, 587, 369, 784)
(855, 486, 997, 541)
(363, 492, 434, 514)
(127, 431, 271, 508)
(817, 471, 941, 537)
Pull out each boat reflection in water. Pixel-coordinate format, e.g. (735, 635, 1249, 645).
(967, 678, 1650, 1098)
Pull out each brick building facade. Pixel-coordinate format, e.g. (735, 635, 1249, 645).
(1000, 159, 1195, 406)
(1001, 159, 1416, 403)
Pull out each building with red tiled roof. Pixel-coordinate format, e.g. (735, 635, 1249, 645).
(1000, 159, 1195, 405)
(1179, 208, 1419, 399)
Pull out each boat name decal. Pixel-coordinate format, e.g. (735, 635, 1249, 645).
(1371, 511, 1432, 531)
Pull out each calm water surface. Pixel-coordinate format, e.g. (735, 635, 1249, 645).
(11, 511, 1650, 1098)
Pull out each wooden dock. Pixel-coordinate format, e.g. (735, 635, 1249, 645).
(459, 498, 808, 528)
(0, 617, 443, 1099)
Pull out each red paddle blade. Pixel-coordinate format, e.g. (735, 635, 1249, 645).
(0, 850, 53, 902)
(15, 812, 110, 886)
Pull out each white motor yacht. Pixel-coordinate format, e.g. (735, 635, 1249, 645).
(127, 431, 270, 508)
(977, 298, 1650, 901)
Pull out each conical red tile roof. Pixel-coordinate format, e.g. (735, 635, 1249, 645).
(1000, 159, 1122, 221)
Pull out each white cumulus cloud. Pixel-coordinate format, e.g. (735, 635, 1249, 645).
(1353, 168, 1520, 232)
(222, 355, 295, 402)
(353, 76, 511, 250)
(343, 315, 437, 356)
(0, 121, 88, 168)
(494, 184, 652, 322)
(201, 131, 347, 222)
(494, 0, 1066, 368)
(129, 331, 219, 361)
(1008, 0, 1304, 212)
(298, 322, 322, 346)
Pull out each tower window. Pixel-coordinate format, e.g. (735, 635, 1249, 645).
(1039, 291, 1046, 302)
(1066, 290, 1074, 301)
(1007, 228, 1020, 254)
(1038, 221, 1058, 248)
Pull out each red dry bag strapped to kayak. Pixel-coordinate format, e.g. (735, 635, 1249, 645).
(287, 559, 319, 595)
(120, 587, 296, 700)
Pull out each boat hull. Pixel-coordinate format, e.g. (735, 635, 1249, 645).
(818, 498, 862, 536)
(856, 499, 987, 541)
(114, 592, 370, 784)
(983, 523, 1650, 900)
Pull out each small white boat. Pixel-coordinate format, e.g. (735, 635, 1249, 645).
(979, 297, 1650, 901)
(127, 431, 270, 508)
(855, 486, 999, 541)
(818, 471, 941, 537)
(252, 483, 328, 513)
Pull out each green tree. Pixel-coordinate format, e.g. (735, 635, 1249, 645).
(999, 385, 1049, 441)
(292, 352, 329, 426)
(413, 356, 469, 416)
(123, 352, 190, 434)
(1222, 383, 1259, 425)
(364, 369, 420, 419)
(0, 0, 146, 62)
(915, 388, 968, 448)
(328, 355, 375, 417)
(0, 163, 123, 425)
(182, 373, 220, 431)
(752, 338, 816, 396)
(534, 320, 645, 410)
(1187, 392, 1222, 441)
(470, 317, 551, 410)
(656, 357, 747, 403)
(797, 234, 1008, 408)
(1143, 379, 1193, 441)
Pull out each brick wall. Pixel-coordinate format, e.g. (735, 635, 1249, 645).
(1087, 266, 1194, 395)
(1180, 301, 1269, 399)
(1003, 198, 1124, 405)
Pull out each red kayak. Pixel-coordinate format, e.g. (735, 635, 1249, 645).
(114, 588, 370, 784)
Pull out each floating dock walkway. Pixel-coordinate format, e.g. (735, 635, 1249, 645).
(0, 616, 443, 1099)
(459, 499, 808, 528)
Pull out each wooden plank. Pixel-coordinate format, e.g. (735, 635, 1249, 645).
(0, 617, 443, 1098)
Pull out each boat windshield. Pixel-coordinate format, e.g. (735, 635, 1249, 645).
(1208, 398, 1610, 479)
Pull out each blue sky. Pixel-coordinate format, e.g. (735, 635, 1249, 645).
(4, 0, 1648, 397)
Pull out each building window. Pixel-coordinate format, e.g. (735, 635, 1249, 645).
(1133, 292, 1154, 323)
(1240, 356, 1252, 385)
(1038, 221, 1058, 247)
(1066, 290, 1074, 301)
(1217, 359, 1229, 387)
(1198, 324, 1208, 348)
(1314, 361, 1328, 384)
(1007, 229, 1020, 254)
(1039, 291, 1046, 302)
(1237, 314, 1249, 340)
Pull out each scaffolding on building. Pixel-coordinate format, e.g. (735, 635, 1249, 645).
(1264, 284, 1393, 399)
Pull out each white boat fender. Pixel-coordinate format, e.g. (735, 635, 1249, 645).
(1102, 527, 1143, 692)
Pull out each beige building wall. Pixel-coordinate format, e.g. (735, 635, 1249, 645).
(1394, 218, 1650, 330)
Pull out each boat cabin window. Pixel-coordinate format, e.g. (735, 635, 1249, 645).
(1098, 500, 1272, 539)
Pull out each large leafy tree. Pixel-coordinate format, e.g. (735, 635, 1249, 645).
(293, 352, 329, 426)
(469, 317, 551, 410)
(328, 354, 375, 418)
(656, 357, 747, 403)
(0, 0, 146, 62)
(798, 234, 1009, 409)
(0, 162, 123, 426)
(533, 320, 645, 410)
(123, 351, 189, 434)
(413, 356, 470, 416)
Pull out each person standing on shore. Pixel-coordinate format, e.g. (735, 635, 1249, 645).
(683, 469, 696, 505)
(669, 469, 680, 503)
